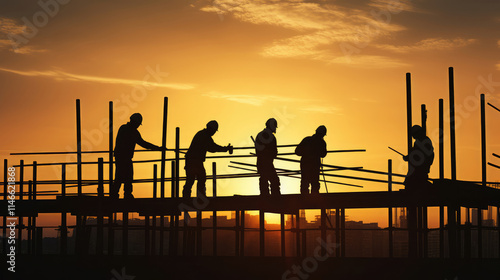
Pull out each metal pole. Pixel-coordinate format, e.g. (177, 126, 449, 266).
(260, 210, 265, 257)
(161, 97, 168, 199)
(61, 164, 67, 255)
(97, 158, 104, 255)
(152, 164, 157, 255)
(479, 93, 486, 259)
(449, 67, 460, 258)
(421, 104, 428, 258)
(241, 210, 245, 256)
(388, 159, 393, 258)
(406, 73, 417, 258)
(175, 127, 180, 198)
(281, 213, 285, 257)
(439, 98, 445, 258)
(212, 162, 217, 256)
(109, 101, 113, 195)
(19, 160, 24, 255)
(76, 99, 82, 196)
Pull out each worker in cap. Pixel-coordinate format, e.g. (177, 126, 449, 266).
(111, 113, 165, 199)
(254, 118, 280, 196)
(295, 125, 327, 195)
(183, 120, 233, 198)
(402, 125, 434, 191)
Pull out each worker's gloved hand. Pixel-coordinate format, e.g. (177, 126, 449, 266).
(403, 155, 408, 161)
(227, 144, 233, 154)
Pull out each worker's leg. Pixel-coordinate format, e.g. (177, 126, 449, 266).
(269, 163, 281, 196)
(300, 161, 310, 195)
(123, 160, 134, 199)
(310, 165, 321, 194)
(183, 161, 196, 198)
(196, 162, 207, 197)
(257, 160, 270, 195)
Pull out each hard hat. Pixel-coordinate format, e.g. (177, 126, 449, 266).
(265, 118, 278, 129)
(130, 113, 143, 125)
(206, 120, 219, 131)
(411, 125, 423, 136)
(316, 125, 327, 136)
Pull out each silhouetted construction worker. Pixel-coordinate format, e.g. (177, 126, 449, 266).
(403, 125, 434, 191)
(183, 121, 233, 198)
(255, 118, 280, 196)
(111, 113, 164, 199)
(296, 126, 327, 195)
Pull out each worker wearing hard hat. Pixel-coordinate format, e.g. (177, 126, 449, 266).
(295, 125, 327, 195)
(111, 113, 165, 199)
(403, 125, 434, 191)
(183, 120, 233, 198)
(255, 118, 281, 196)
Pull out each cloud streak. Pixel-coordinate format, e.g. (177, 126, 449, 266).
(201, 0, 415, 67)
(375, 37, 477, 53)
(0, 67, 196, 90)
(0, 17, 46, 54)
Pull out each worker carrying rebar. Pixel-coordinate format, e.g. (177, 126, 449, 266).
(403, 125, 434, 191)
(295, 125, 327, 195)
(183, 120, 233, 198)
(255, 118, 281, 196)
(111, 113, 165, 199)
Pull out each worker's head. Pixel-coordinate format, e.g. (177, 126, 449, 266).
(411, 125, 425, 140)
(206, 120, 219, 135)
(316, 125, 327, 137)
(265, 118, 278, 133)
(130, 113, 143, 128)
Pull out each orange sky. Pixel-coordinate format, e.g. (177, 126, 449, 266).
(1, 0, 500, 227)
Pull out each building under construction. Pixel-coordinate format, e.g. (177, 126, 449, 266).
(2, 68, 500, 279)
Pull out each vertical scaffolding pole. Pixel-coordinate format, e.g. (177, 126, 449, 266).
(161, 97, 168, 199)
(19, 160, 24, 255)
(109, 101, 113, 196)
(174, 127, 180, 256)
(32, 162, 37, 255)
(388, 159, 394, 258)
(438, 99, 445, 258)
(406, 72, 417, 258)
(76, 99, 82, 196)
(281, 213, 285, 257)
(61, 164, 67, 255)
(421, 104, 428, 258)
(152, 164, 157, 255)
(97, 158, 104, 255)
(448, 67, 459, 259)
(240, 210, 245, 256)
(479, 93, 486, 259)
(335, 208, 340, 257)
(123, 211, 128, 256)
(296, 211, 300, 257)
(212, 162, 217, 256)
(321, 208, 326, 256)
(28, 180, 32, 255)
(260, 210, 265, 257)
(341, 208, 346, 257)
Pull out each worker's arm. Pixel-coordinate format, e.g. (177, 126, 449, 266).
(136, 132, 164, 151)
(207, 136, 231, 153)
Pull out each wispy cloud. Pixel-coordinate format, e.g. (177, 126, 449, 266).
(376, 38, 476, 53)
(0, 17, 46, 54)
(0, 67, 196, 90)
(203, 91, 299, 106)
(201, 0, 415, 67)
